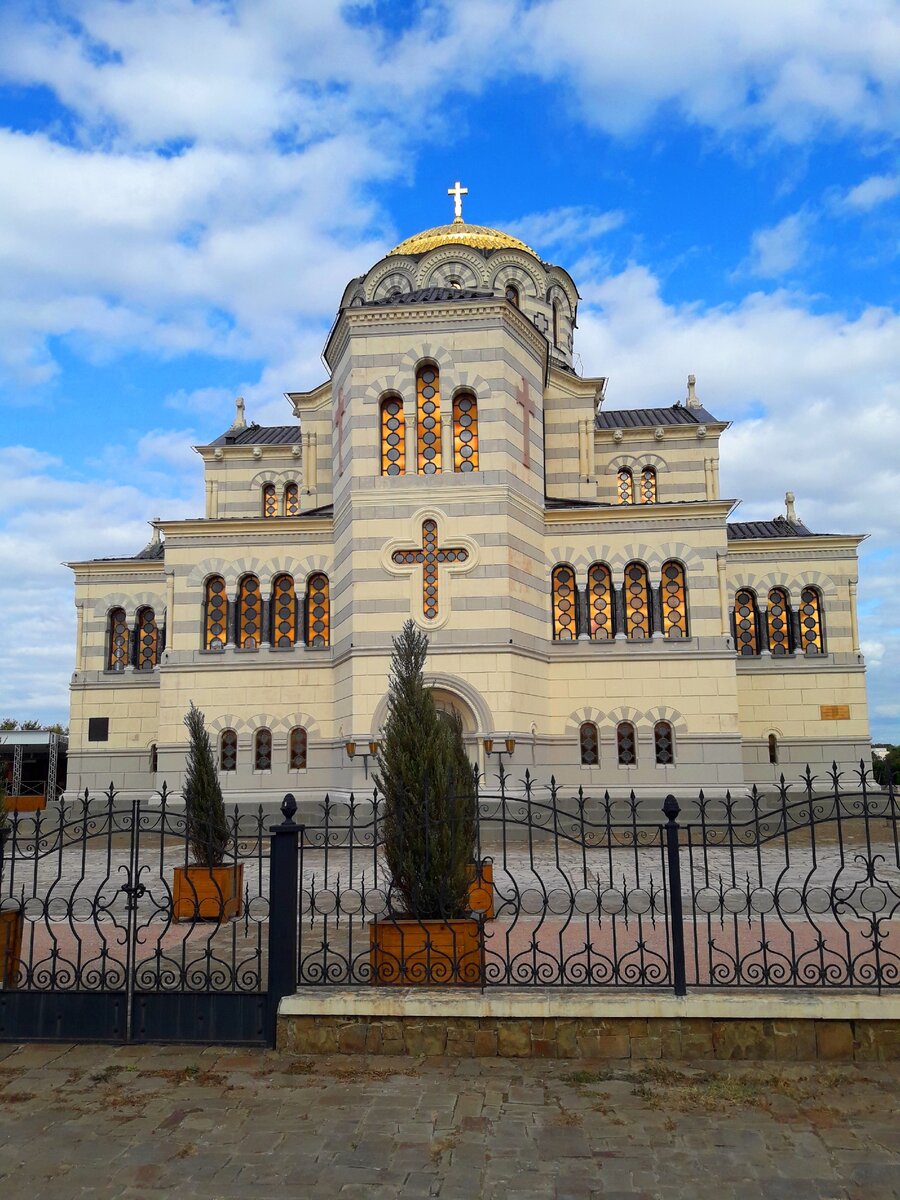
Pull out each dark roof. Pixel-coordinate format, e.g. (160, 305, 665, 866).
(361, 287, 495, 307)
(596, 404, 719, 429)
(208, 423, 300, 447)
(727, 518, 814, 540)
(134, 539, 165, 560)
(545, 495, 610, 510)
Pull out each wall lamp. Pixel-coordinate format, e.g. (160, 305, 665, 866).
(483, 736, 516, 769)
(345, 739, 381, 779)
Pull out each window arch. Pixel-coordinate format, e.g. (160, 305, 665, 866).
(135, 606, 159, 670)
(262, 483, 277, 518)
(579, 721, 599, 766)
(380, 396, 405, 476)
(220, 729, 238, 772)
(306, 573, 330, 647)
(624, 562, 651, 639)
(654, 721, 674, 765)
(734, 589, 760, 656)
(284, 483, 299, 516)
(453, 391, 479, 472)
(505, 283, 520, 308)
(416, 363, 441, 474)
(766, 588, 792, 656)
(204, 576, 227, 651)
(238, 575, 262, 650)
(768, 733, 779, 764)
(661, 561, 688, 639)
(552, 299, 561, 346)
(799, 587, 824, 654)
(551, 564, 577, 641)
(617, 721, 637, 766)
(588, 562, 614, 640)
(272, 574, 296, 647)
(617, 467, 634, 505)
(640, 467, 657, 504)
(107, 608, 128, 671)
(254, 728, 272, 772)
(289, 727, 308, 770)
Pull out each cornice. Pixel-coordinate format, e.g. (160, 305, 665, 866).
(726, 535, 865, 555)
(68, 559, 165, 579)
(545, 499, 737, 530)
(158, 515, 333, 543)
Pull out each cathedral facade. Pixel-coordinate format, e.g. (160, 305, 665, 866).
(66, 197, 871, 805)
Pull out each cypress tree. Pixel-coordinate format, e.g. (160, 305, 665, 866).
(182, 702, 229, 867)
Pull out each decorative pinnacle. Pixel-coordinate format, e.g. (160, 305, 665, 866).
(686, 374, 700, 409)
(231, 396, 247, 431)
(785, 491, 797, 523)
(448, 180, 468, 223)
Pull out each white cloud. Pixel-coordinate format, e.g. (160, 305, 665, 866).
(502, 207, 626, 250)
(840, 173, 900, 211)
(742, 213, 810, 278)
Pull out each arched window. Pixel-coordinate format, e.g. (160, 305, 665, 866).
(617, 721, 637, 766)
(617, 468, 634, 505)
(588, 563, 614, 640)
(306, 573, 330, 647)
(661, 561, 688, 639)
(766, 588, 792, 656)
(768, 733, 779, 764)
(640, 467, 657, 504)
(505, 283, 520, 308)
(380, 396, 405, 476)
(204, 576, 227, 651)
(734, 589, 759, 656)
(238, 575, 262, 650)
(149, 744, 158, 774)
(799, 587, 824, 654)
(416, 364, 441, 474)
(552, 299, 561, 346)
(289, 727, 308, 770)
(624, 562, 651, 639)
(551, 564, 577, 641)
(262, 484, 277, 518)
(453, 391, 479, 472)
(284, 483, 299, 516)
(272, 574, 296, 647)
(220, 729, 238, 772)
(107, 608, 128, 671)
(579, 721, 599, 766)
(254, 728, 272, 772)
(135, 606, 159, 670)
(654, 721, 674, 765)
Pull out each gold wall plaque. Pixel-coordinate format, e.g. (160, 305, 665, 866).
(820, 704, 851, 721)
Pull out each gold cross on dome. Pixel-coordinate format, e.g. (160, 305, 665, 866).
(392, 519, 469, 620)
(448, 180, 468, 223)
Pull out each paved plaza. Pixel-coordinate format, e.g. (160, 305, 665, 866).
(0, 1041, 898, 1199)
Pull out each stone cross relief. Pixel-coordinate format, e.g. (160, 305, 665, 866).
(516, 376, 539, 470)
(392, 518, 469, 620)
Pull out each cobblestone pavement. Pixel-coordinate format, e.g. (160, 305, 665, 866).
(0, 1042, 897, 1199)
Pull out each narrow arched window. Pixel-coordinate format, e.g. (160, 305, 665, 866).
(766, 588, 792, 656)
(734, 589, 759, 656)
(238, 575, 262, 650)
(107, 608, 128, 671)
(262, 484, 277, 518)
(453, 391, 478, 472)
(588, 562, 614, 640)
(284, 483, 299, 516)
(799, 587, 824, 654)
(579, 721, 599, 766)
(661, 561, 688, 639)
(768, 733, 779, 764)
(654, 721, 674, 765)
(306, 573, 330, 647)
(617, 468, 634, 505)
(135, 606, 159, 670)
(380, 396, 405, 476)
(505, 283, 520, 308)
(551, 564, 577, 641)
(220, 729, 237, 772)
(617, 721, 637, 766)
(624, 562, 651, 639)
(204, 576, 227, 651)
(552, 300, 561, 346)
(289, 727, 308, 770)
(149, 744, 158, 773)
(272, 574, 296, 648)
(416, 364, 441, 474)
(640, 467, 657, 504)
(254, 728, 272, 771)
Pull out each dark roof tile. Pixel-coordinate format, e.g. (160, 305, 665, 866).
(727, 518, 814, 540)
(208, 424, 300, 447)
(596, 405, 719, 429)
(361, 287, 495, 307)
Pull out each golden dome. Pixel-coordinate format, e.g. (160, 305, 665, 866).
(388, 219, 536, 257)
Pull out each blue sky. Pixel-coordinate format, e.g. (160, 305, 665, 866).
(1, 0, 898, 742)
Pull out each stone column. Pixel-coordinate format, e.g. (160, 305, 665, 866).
(74, 601, 85, 671)
(165, 571, 176, 652)
(716, 554, 730, 637)
(711, 459, 721, 500)
(849, 578, 860, 652)
(404, 400, 416, 475)
(441, 411, 453, 473)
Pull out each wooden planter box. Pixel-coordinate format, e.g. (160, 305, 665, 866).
(370, 918, 483, 986)
(7, 794, 45, 813)
(467, 861, 494, 919)
(0, 909, 23, 990)
(172, 864, 244, 922)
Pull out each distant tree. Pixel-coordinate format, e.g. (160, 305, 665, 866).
(0, 720, 17, 731)
(873, 746, 900, 787)
(19, 720, 42, 731)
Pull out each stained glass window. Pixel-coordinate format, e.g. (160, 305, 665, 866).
(254, 728, 272, 771)
(136, 606, 159, 670)
(552, 300, 560, 346)
(306, 573, 330, 647)
(640, 467, 657, 504)
(391, 521, 468, 620)
(220, 729, 237, 772)
(617, 468, 634, 505)
(262, 484, 277, 518)
(453, 392, 478, 473)
(799, 587, 824, 654)
(284, 483, 299, 516)
(661, 560, 688, 639)
(505, 284, 520, 307)
(579, 721, 599, 765)
(416, 365, 441, 474)
(238, 575, 262, 650)
(289, 727, 308, 770)
(624, 562, 651, 639)
(272, 574, 296, 647)
(107, 608, 128, 671)
(588, 563, 614, 640)
(617, 721, 637, 766)
(551, 564, 577, 641)
(381, 397, 405, 476)
(766, 588, 792, 656)
(654, 721, 674, 765)
(768, 733, 779, 764)
(734, 589, 759, 656)
(204, 576, 227, 650)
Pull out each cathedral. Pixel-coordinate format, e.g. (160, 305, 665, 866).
(66, 186, 871, 806)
